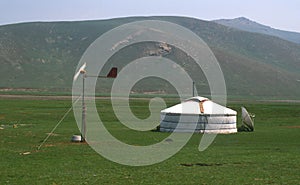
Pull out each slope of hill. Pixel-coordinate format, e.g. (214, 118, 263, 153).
(214, 17, 300, 44)
(0, 16, 300, 99)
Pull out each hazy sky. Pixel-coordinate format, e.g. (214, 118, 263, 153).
(0, 0, 299, 32)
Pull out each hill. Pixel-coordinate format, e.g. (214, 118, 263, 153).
(0, 16, 300, 99)
(214, 17, 300, 44)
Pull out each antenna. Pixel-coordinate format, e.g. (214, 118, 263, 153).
(241, 107, 255, 131)
(192, 81, 195, 97)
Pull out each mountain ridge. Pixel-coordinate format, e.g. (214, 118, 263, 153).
(0, 16, 299, 99)
(214, 17, 300, 44)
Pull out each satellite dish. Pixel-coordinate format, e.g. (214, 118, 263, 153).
(241, 107, 255, 131)
(73, 62, 87, 81)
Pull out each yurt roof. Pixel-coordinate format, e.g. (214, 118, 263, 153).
(161, 96, 236, 115)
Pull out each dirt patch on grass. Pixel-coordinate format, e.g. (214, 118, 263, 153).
(259, 100, 300, 103)
(0, 95, 150, 100)
(282, 125, 300, 128)
(0, 94, 72, 100)
(46, 133, 60, 136)
(180, 163, 223, 167)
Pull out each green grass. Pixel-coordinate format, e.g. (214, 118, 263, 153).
(0, 98, 299, 184)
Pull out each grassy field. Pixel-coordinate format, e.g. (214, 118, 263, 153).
(0, 97, 299, 184)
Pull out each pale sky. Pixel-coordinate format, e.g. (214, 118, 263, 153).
(0, 0, 299, 32)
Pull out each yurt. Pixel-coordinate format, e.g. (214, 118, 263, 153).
(160, 97, 237, 134)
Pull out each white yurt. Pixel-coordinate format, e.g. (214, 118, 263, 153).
(160, 96, 237, 134)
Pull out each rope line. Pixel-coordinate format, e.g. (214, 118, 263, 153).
(37, 96, 80, 150)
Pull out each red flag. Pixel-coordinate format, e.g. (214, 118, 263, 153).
(107, 67, 117, 78)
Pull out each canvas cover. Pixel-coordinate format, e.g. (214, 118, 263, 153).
(160, 97, 237, 133)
